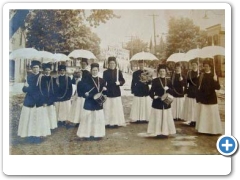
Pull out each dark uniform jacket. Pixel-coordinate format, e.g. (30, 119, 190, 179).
(82, 69, 91, 81)
(22, 73, 43, 108)
(55, 75, 72, 102)
(197, 72, 220, 104)
(131, 70, 150, 97)
(103, 69, 125, 97)
(149, 77, 173, 109)
(80, 76, 106, 111)
(76, 79, 85, 97)
(171, 73, 186, 98)
(39, 75, 56, 106)
(186, 70, 199, 98)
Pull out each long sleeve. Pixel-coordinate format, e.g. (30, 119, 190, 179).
(118, 70, 125, 86)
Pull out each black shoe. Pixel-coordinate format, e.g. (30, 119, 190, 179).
(75, 123, 80, 127)
(51, 128, 57, 133)
(58, 121, 65, 127)
(66, 124, 75, 129)
(190, 122, 196, 127)
(32, 137, 43, 144)
(26, 136, 35, 143)
(156, 135, 168, 139)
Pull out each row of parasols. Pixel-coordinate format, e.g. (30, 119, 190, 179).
(9, 49, 97, 63)
(9, 45, 225, 64)
(130, 45, 225, 63)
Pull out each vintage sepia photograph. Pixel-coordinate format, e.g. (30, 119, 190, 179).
(8, 7, 226, 156)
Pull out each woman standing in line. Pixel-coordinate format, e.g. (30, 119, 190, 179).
(196, 59, 222, 135)
(182, 60, 199, 127)
(130, 60, 151, 123)
(39, 63, 58, 131)
(103, 57, 126, 128)
(18, 60, 51, 143)
(68, 70, 84, 127)
(54, 64, 73, 128)
(147, 64, 176, 138)
(171, 62, 186, 121)
(77, 63, 107, 139)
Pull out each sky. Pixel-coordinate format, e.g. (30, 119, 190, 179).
(90, 9, 225, 49)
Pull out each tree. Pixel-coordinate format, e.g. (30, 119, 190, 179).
(165, 17, 208, 58)
(25, 10, 118, 55)
(125, 37, 148, 58)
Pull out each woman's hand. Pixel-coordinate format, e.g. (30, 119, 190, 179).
(213, 74, 218, 81)
(154, 95, 159, 99)
(164, 86, 169, 91)
(116, 81, 120, 86)
(24, 82, 29, 87)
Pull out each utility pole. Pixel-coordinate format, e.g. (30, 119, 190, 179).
(149, 14, 158, 55)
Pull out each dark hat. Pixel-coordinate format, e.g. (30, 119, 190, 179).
(42, 63, 52, 70)
(138, 60, 144, 63)
(30, 60, 41, 68)
(157, 64, 167, 71)
(58, 65, 66, 71)
(91, 63, 99, 70)
(190, 59, 198, 65)
(175, 62, 182, 68)
(202, 59, 213, 67)
(81, 58, 88, 65)
(108, 56, 116, 63)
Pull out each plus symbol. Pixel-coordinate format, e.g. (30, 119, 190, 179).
(222, 139, 233, 151)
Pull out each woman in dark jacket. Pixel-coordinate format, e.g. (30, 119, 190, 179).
(39, 63, 57, 130)
(146, 64, 176, 137)
(130, 60, 152, 123)
(103, 56, 126, 127)
(18, 60, 51, 143)
(54, 64, 72, 127)
(77, 63, 107, 139)
(195, 59, 222, 134)
(182, 60, 199, 126)
(171, 62, 187, 121)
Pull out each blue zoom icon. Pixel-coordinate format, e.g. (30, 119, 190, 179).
(217, 135, 238, 156)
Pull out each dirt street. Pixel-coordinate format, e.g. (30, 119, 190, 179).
(9, 93, 225, 155)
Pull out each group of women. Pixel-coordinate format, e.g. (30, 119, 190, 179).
(130, 59, 222, 138)
(17, 56, 223, 143)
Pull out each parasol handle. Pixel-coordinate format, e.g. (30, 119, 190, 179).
(197, 58, 200, 76)
(213, 58, 217, 76)
(116, 57, 119, 83)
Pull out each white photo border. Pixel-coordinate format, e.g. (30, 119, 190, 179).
(3, 2, 231, 176)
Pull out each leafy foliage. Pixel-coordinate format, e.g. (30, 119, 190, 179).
(25, 10, 117, 55)
(125, 37, 148, 58)
(165, 17, 208, 58)
(86, 10, 120, 27)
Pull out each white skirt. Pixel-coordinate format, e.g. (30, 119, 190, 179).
(68, 97, 85, 124)
(182, 97, 197, 122)
(147, 108, 176, 136)
(196, 104, 222, 134)
(18, 106, 51, 137)
(103, 97, 126, 126)
(55, 100, 71, 121)
(76, 109, 105, 138)
(171, 97, 185, 119)
(46, 105, 58, 129)
(194, 103, 201, 125)
(130, 96, 151, 122)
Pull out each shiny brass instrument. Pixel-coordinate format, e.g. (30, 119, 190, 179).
(139, 70, 153, 83)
